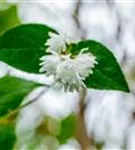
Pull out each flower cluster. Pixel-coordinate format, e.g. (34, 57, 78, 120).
(39, 32, 97, 92)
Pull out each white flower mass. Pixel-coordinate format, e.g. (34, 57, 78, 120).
(56, 58, 85, 91)
(40, 32, 97, 91)
(39, 55, 61, 76)
(45, 32, 67, 54)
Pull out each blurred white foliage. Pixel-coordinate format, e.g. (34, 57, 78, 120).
(16, 87, 46, 145)
(102, 141, 122, 150)
(86, 90, 135, 148)
(16, 87, 79, 147)
(39, 88, 79, 118)
(126, 122, 135, 149)
(14, 0, 80, 38)
(58, 138, 81, 150)
(80, 4, 117, 42)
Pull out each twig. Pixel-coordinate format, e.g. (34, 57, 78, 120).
(72, 0, 86, 39)
(19, 87, 47, 109)
(75, 87, 91, 150)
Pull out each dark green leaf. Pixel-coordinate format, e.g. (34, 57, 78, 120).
(57, 115, 76, 144)
(70, 40, 129, 92)
(0, 124, 16, 150)
(0, 75, 41, 117)
(0, 24, 56, 73)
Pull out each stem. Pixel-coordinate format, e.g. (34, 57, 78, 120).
(75, 88, 91, 150)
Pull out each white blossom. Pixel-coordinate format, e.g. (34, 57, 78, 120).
(40, 33, 97, 92)
(75, 52, 98, 79)
(39, 55, 61, 76)
(55, 52, 97, 91)
(45, 32, 79, 54)
(45, 32, 66, 54)
(55, 58, 85, 91)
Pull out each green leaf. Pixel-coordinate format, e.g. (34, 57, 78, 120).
(57, 115, 76, 144)
(0, 76, 42, 150)
(0, 24, 56, 73)
(70, 40, 129, 92)
(0, 4, 20, 35)
(0, 124, 16, 150)
(0, 75, 41, 117)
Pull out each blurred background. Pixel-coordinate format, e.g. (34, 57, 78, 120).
(1, 0, 135, 149)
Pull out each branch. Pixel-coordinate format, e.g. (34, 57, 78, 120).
(75, 87, 91, 150)
(72, 0, 86, 39)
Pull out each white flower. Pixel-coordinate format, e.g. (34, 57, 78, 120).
(55, 59, 85, 91)
(40, 50, 97, 91)
(40, 32, 97, 92)
(39, 55, 61, 76)
(45, 32, 66, 54)
(45, 32, 79, 54)
(75, 52, 98, 79)
(54, 51, 97, 91)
